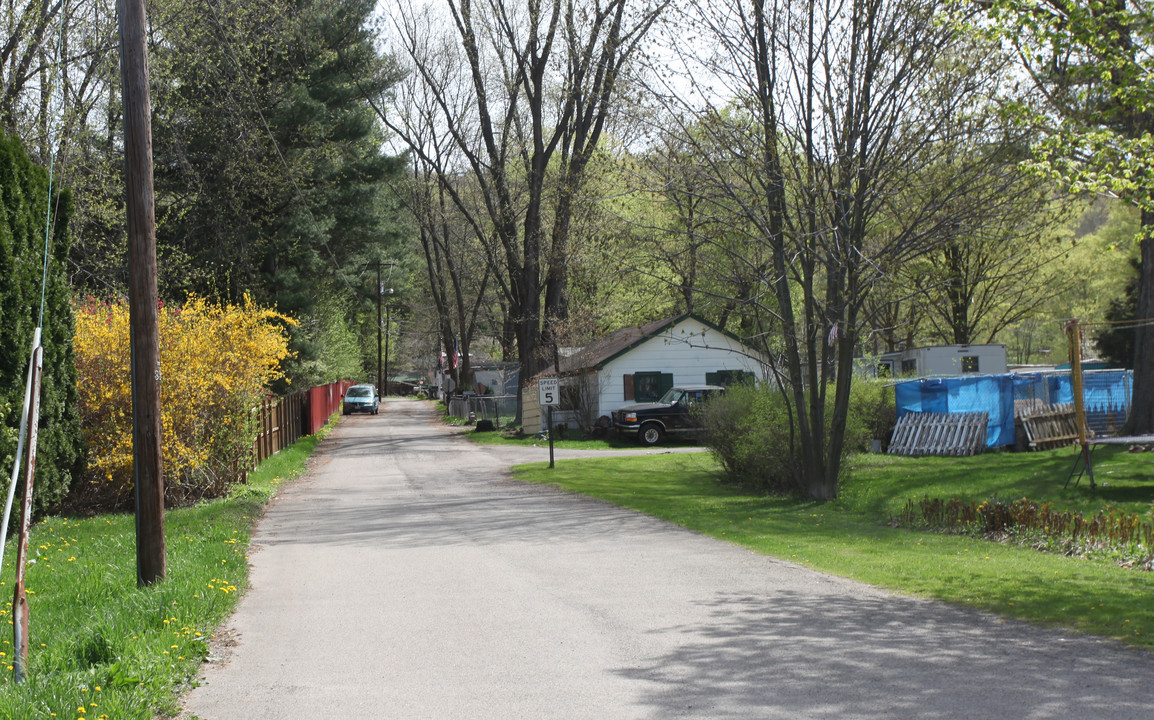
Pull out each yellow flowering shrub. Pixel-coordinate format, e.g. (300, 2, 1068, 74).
(73, 295, 294, 508)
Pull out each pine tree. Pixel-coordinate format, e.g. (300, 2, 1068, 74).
(1097, 260, 1139, 369)
(150, 0, 405, 313)
(149, 0, 408, 384)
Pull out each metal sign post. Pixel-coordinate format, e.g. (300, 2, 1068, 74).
(538, 378, 559, 469)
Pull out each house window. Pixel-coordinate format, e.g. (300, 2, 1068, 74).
(629, 372, 673, 402)
(877, 361, 893, 378)
(901, 359, 917, 375)
(705, 370, 754, 387)
(962, 356, 979, 373)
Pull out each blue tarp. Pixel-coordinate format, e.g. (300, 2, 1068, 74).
(896, 370, 1134, 447)
(895, 375, 1016, 447)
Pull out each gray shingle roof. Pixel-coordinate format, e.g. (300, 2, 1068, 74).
(537, 314, 687, 377)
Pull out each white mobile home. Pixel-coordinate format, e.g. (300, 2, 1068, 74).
(877, 344, 1007, 378)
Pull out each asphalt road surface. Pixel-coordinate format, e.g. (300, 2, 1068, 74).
(181, 398, 1154, 719)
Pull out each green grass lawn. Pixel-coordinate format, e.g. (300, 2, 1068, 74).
(512, 445, 1154, 648)
(0, 417, 336, 719)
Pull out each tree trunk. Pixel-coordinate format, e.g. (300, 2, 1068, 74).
(1122, 215, 1154, 435)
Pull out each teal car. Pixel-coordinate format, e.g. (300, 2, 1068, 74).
(342, 384, 379, 415)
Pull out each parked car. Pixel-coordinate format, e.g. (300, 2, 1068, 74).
(342, 384, 380, 415)
(612, 385, 723, 446)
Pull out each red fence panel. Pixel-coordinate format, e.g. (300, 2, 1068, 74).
(306, 380, 350, 435)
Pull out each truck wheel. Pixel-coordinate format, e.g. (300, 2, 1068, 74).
(639, 423, 665, 446)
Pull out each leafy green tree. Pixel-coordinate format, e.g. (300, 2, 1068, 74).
(635, 122, 776, 335)
(985, 0, 1154, 433)
(647, 0, 1027, 499)
(913, 191, 1073, 346)
(277, 289, 365, 390)
(1003, 198, 1139, 364)
(0, 131, 84, 520)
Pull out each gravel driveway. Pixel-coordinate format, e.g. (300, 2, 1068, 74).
(180, 398, 1154, 719)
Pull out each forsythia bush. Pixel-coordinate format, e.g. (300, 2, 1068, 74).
(73, 295, 294, 509)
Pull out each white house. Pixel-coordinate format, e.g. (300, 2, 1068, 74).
(876, 344, 1007, 378)
(525, 314, 767, 432)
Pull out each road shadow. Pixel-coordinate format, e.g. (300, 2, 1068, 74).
(616, 588, 1154, 719)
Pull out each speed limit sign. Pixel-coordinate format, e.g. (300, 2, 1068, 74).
(538, 377, 560, 407)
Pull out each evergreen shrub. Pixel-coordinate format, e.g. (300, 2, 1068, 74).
(0, 131, 85, 522)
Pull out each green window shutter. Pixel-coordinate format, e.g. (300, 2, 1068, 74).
(705, 371, 720, 386)
(659, 373, 674, 397)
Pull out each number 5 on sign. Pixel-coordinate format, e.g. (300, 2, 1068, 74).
(538, 377, 559, 407)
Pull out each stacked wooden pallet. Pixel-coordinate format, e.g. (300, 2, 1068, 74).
(888, 412, 988, 457)
(1018, 402, 1080, 450)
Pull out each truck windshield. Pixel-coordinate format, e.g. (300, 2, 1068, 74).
(658, 388, 683, 405)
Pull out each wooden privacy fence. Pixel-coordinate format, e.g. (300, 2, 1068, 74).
(1017, 402, 1079, 451)
(252, 391, 307, 466)
(248, 380, 350, 473)
(888, 412, 988, 457)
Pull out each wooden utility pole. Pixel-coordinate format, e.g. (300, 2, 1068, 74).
(368, 260, 395, 393)
(377, 262, 383, 392)
(119, 0, 166, 585)
(384, 304, 392, 397)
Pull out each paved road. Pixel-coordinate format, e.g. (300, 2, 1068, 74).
(181, 398, 1154, 719)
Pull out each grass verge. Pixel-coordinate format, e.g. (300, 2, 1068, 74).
(0, 415, 337, 719)
(512, 446, 1154, 648)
